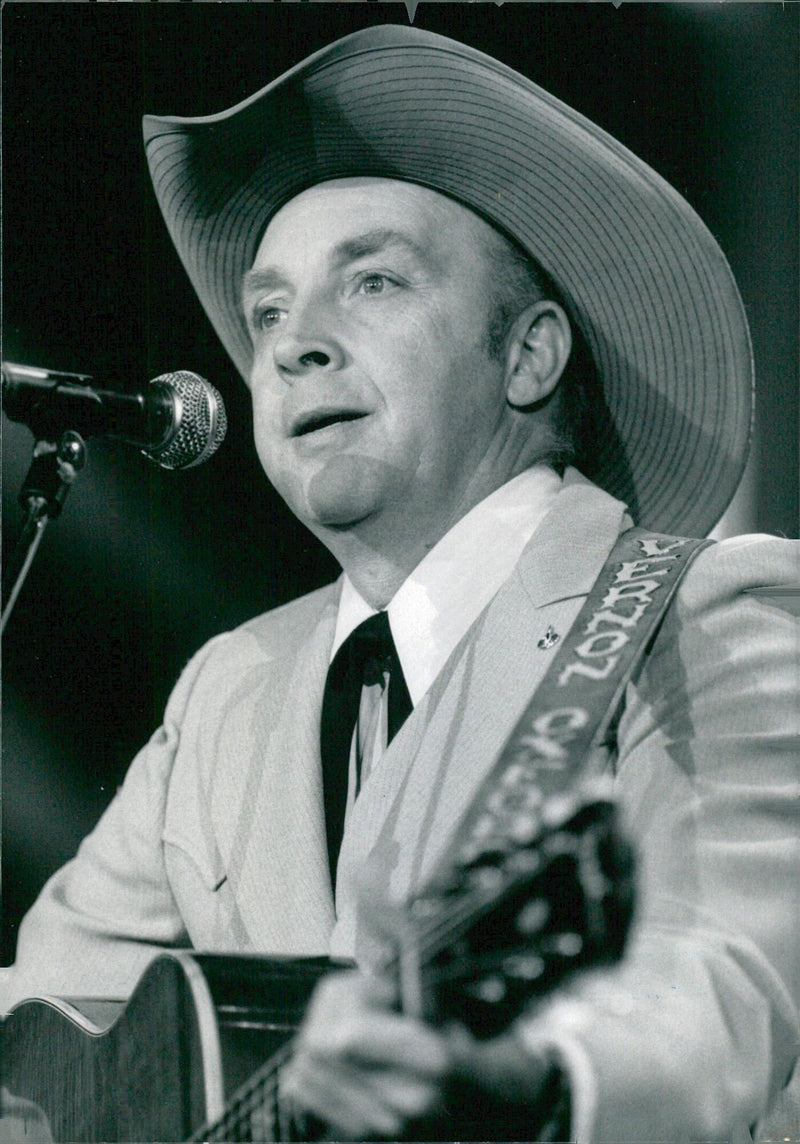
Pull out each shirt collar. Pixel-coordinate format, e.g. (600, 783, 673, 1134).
(331, 464, 563, 705)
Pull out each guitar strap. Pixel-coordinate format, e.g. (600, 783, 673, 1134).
(438, 527, 713, 872)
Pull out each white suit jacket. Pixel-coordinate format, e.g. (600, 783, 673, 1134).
(3, 474, 799, 1141)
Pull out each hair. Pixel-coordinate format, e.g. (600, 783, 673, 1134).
(480, 224, 595, 470)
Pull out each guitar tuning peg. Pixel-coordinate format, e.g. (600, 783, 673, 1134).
(502, 953, 545, 982)
(541, 791, 583, 829)
(507, 813, 541, 845)
(408, 896, 441, 919)
(550, 932, 584, 958)
(516, 898, 550, 935)
(467, 975, 507, 1004)
(468, 865, 506, 892)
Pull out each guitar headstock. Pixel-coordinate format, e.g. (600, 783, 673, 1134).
(399, 798, 635, 1039)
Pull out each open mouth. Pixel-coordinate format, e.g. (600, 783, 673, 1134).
(294, 411, 366, 437)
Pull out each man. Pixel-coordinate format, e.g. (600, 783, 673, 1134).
(2, 25, 798, 1141)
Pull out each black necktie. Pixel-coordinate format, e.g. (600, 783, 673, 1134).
(320, 611, 412, 886)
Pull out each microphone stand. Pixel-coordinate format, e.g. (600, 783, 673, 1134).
(1, 430, 87, 634)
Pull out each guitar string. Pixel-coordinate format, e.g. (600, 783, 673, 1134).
(190, 873, 546, 1141)
(196, 823, 589, 1141)
(189, 913, 473, 1140)
(207, 900, 589, 1143)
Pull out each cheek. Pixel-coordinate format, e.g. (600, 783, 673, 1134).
(397, 337, 497, 441)
(251, 392, 287, 480)
(379, 323, 458, 416)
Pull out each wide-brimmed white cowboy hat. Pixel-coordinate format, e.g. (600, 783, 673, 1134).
(143, 24, 752, 537)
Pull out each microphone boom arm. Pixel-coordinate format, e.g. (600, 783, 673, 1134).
(1, 430, 87, 634)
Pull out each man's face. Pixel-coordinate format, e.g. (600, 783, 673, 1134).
(243, 178, 513, 541)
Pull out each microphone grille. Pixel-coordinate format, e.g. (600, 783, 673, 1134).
(146, 371, 227, 470)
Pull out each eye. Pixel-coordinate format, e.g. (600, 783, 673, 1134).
(252, 304, 284, 332)
(356, 273, 392, 296)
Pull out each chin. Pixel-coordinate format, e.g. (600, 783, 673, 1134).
(301, 456, 404, 530)
(302, 491, 377, 531)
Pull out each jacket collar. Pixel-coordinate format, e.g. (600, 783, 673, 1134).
(515, 468, 631, 608)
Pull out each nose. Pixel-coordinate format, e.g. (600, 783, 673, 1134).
(272, 297, 345, 379)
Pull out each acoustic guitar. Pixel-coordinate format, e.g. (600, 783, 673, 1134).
(1, 797, 633, 1142)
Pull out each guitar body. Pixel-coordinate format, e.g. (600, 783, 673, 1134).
(0, 952, 339, 1142)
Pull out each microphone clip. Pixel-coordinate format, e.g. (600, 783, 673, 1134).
(20, 431, 87, 519)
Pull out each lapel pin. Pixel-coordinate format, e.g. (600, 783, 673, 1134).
(537, 625, 560, 650)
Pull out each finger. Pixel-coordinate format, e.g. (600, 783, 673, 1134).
(284, 1065, 402, 1138)
(293, 1064, 444, 1138)
(308, 969, 397, 1017)
(300, 977, 449, 1074)
(327, 1014, 449, 1072)
(287, 1034, 447, 1103)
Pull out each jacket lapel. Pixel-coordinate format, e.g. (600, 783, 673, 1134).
(515, 470, 633, 609)
(211, 588, 341, 955)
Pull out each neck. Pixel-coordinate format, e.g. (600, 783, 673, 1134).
(314, 462, 538, 608)
(320, 529, 431, 610)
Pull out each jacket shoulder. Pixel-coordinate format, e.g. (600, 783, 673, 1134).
(675, 532, 800, 615)
(236, 581, 340, 647)
(626, 532, 799, 742)
(188, 580, 339, 667)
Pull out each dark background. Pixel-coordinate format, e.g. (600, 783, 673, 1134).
(2, 2, 798, 966)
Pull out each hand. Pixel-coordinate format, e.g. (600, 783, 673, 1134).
(281, 970, 561, 1141)
(281, 971, 449, 1139)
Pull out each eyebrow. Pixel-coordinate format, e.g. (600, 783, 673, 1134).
(241, 228, 429, 301)
(331, 228, 428, 266)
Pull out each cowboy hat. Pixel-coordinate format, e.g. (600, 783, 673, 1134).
(143, 24, 752, 536)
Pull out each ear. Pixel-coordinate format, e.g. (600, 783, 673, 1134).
(504, 301, 572, 409)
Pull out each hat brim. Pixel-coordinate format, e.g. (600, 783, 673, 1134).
(144, 24, 752, 537)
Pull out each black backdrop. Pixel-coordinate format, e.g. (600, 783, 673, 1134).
(2, 2, 798, 966)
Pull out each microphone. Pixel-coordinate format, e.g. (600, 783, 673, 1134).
(1, 363, 227, 470)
